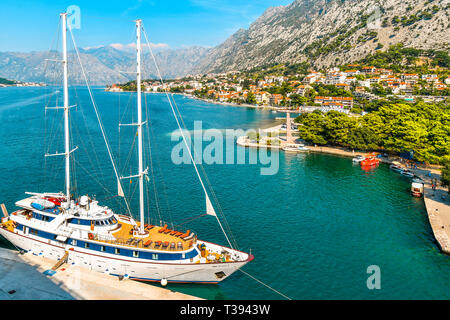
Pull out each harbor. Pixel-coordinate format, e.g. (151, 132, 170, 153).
(1, 87, 449, 299)
(236, 116, 450, 257)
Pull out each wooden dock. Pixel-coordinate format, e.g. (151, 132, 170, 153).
(0, 248, 201, 300)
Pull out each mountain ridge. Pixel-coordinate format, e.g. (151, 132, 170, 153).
(0, 46, 211, 85)
(193, 0, 450, 74)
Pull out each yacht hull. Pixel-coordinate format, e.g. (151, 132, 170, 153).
(0, 227, 252, 284)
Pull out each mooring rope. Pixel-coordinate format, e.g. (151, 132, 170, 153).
(239, 269, 292, 300)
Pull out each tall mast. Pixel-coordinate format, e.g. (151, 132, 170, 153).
(136, 19, 145, 234)
(62, 12, 71, 202)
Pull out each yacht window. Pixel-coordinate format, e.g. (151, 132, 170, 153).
(85, 242, 90, 248)
(152, 254, 158, 260)
(72, 239, 77, 246)
(133, 251, 139, 258)
(115, 248, 120, 254)
(100, 246, 105, 252)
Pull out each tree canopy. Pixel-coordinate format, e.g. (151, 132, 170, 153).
(295, 101, 450, 164)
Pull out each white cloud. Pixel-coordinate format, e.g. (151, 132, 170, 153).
(109, 42, 169, 51)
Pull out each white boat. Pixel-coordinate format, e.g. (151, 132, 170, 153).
(352, 155, 365, 163)
(282, 144, 310, 153)
(0, 13, 252, 285)
(389, 161, 405, 173)
(411, 178, 424, 197)
(390, 161, 414, 177)
(400, 169, 415, 178)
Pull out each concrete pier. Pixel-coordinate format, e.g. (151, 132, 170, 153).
(0, 248, 201, 300)
(412, 169, 450, 254)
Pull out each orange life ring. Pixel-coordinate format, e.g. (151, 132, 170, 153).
(88, 233, 94, 240)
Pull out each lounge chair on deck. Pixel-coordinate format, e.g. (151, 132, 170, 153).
(163, 228, 172, 234)
(127, 238, 134, 245)
(144, 240, 152, 247)
(170, 230, 178, 235)
(145, 224, 154, 230)
(180, 230, 190, 239)
(162, 241, 169, 248)
(183, 233, 195, 241)
(177, 242, 183, 250)
(158, 224, 168, 233)
(170, 242, 175, 250)
(155, 241, 162, 248)
(174, 231, 183, 237)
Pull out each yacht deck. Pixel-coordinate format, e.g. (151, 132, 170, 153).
(98, 219, 197, 252)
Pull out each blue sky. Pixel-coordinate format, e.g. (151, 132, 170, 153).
(0, 0, 293, 52)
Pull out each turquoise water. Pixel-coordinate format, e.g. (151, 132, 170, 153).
(0, 87, 448, 300)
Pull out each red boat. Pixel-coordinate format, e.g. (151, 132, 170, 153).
(360, 154, 380, 167)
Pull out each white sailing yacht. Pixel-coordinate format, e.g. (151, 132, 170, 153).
(0, 13, 252, 284)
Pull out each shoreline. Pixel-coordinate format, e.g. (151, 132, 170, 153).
(237, 122, 449, 255)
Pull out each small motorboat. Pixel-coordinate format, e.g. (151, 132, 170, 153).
(360, 156, 379, 166)
(400, 169, 415, 178)
(389, 161, 404, 173)
(352, 155, 365, 163)
(282, 144, 310, 153)
(411, 178, 424, 197)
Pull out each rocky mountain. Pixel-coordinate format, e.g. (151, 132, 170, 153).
(0, 46, 210, 85)
(194, 0, 450, 73)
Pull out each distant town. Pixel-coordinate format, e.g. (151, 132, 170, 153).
(107, 47, 449, 115)
(0, 77, 46, 88)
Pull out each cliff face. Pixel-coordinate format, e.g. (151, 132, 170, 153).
(193, 0, 450, 73)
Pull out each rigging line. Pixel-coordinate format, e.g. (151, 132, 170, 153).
(72, 85, 108, 186)
(142, 96, 159, 221)
(42, 17, 61, 101)
(144, 95, 173, 223)
(141, 25, 236, 250)
(73, 158, 126, 211)
(68, 26, 133, 217)
(168, 93, 239, 250)
(173, 214, 207, 228)
(120, 128, 138, 175)
(143, 92, 165, 226)
(119, 91, 135, 125)
(167, 92, 239, 250)
(238, 269, 292, 300)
